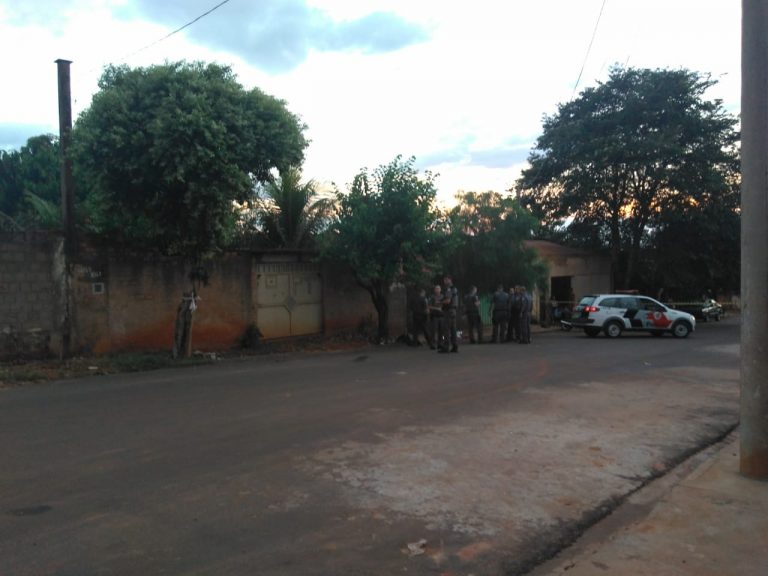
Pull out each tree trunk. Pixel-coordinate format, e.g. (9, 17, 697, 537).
(172, 289, 197, 359)
(610, 215, 622, 289)
(625, 215, 648, 289)
(369, 283, 389, 342)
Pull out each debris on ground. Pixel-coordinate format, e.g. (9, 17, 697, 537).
(403, 538, 428, 557)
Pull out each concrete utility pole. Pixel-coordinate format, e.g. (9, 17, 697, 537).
(55, 59, 75, 252)
(55, 59, 74, 359)
(740, 1, 768, 480)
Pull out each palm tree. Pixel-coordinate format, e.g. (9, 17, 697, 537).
(255, 166, 334, 249)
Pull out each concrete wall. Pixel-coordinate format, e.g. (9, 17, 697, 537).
(0, 234, 415, 358)
(68, 249, 403, 356)
(0, 232, 63, 359)
(72, 250, 254, 355)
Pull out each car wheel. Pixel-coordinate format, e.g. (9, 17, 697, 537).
(604, 320, 623, 338)
(650, 331, 664, 337)
(672, 321, 692, 338)
(584, 328, 600, 338)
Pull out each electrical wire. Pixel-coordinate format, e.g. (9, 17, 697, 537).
(113, 0, 234, 64)
(571, 0, 608, 99)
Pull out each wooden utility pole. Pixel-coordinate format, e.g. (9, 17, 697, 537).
(56, 58, 74, 359)
(740, 0, 768, 480)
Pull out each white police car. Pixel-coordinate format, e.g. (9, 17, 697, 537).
(571, 294, 696, 338)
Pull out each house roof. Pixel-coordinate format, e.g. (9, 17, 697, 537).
(524, 240, 594, 258)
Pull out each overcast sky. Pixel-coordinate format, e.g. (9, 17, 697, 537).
(0, 0, 741, 202)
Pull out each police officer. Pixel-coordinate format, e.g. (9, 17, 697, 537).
(519, 286, 532, 344)
(509, 285, 523, 343)
(464, 285, 483, 344)
(412, 288, 433, 348)
(428, 285, 446, 351)
(505, 286, 516, 343)
(490, 284, 510, 343)
(441, 275, 459, 353)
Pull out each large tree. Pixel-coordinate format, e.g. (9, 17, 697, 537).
(74, 61, 308, 356)
(0, 134, 61, 230)
(644, 182, 740, 300)
(324, 156, 443, 340)
(445, 191, 548, 293)
(74, 61, 307, 256)
(516, 67, 739, 288)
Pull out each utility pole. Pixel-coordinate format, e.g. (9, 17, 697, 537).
(740, 0, 768, 480)
(56, 59, 75, 252)
(56, 59, 74, 359)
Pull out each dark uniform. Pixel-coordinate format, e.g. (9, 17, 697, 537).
(428, 292, 446, 351)
(412, 291, 433, 348)
(509, 288, 522, 343)
(519, 289, 532, 344)
(464, 290, 483, 343)
(442, 282, 459, 352)
(491, 287, 510, 343)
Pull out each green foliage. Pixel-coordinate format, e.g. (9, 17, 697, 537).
(247, 166, 334, 249)
(446, 191, 548, 292)
(516, 66, 740, 288)
(323, 156, 443, 338)
(0, 134, 61, 230)
(643, 185, 740, 299)
(73, 61, 308, 259)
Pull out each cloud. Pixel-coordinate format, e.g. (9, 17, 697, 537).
(417, 141, 533, 172)
(128, 0, 429, 73)
(469, 147, 531, 169)
(0, 124, 57, 151)
(2, 1, 76, 28)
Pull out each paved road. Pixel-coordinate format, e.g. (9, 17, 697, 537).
(1, 319, 740, 575)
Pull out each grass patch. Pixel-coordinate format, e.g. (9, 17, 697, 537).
(1, 352, 216, 387)
(106, 352, 181, 372)
(0, 366, 49, 385)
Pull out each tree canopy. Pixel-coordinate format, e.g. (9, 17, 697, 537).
(0, 134, 61, 230)
(516, 66, 740, 289)
(323, 156, 443, 339)
(74, 61, 308, 259)
(444, 191, 547, 292)
(247, 166, 334, 249)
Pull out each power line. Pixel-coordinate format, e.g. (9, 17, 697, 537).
(115, 0, 234, 64)
(571, 0, 608, 99)
(510, 0, 608, 196)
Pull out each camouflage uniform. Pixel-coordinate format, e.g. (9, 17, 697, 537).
(464, 288, 483, 344)
(442, 281, 459, 352)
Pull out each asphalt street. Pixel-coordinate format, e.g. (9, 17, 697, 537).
(1, 318, 740, 575)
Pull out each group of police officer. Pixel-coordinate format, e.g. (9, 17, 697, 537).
(411, 276, 533, 352)
(489, 284, 533, 344)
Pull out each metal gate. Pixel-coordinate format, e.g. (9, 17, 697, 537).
(254, 262, 322, 339)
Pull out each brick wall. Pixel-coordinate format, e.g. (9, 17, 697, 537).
(0, 232, 63, 359)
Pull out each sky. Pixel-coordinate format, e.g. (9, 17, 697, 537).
(0, 0, 742, 203)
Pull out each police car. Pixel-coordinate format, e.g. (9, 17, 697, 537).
(571, 294, 696, 338)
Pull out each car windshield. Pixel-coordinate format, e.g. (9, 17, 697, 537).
(578, 296, 596, 307)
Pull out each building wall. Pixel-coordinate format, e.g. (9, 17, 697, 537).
(72, 251, 255, 355)
(68, 249, 403, 356)
(0, 232, 63, 359)
(0, 234, 415, 358)
(527, 241, 613, 322)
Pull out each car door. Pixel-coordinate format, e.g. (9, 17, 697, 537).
(638, 297, 673, 329)
(620, 297, 643, 329)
